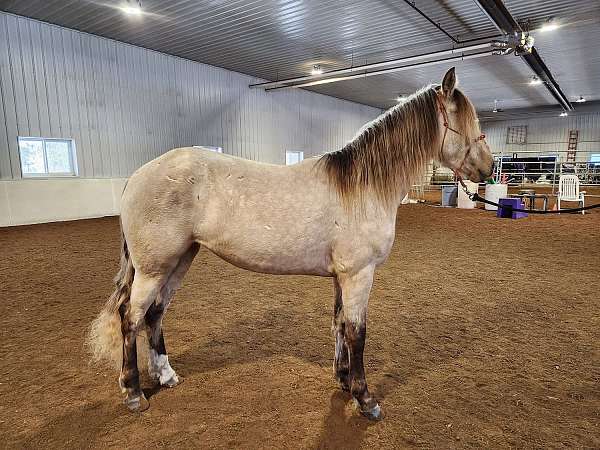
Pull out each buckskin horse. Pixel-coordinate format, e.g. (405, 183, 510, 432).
(88, 68, 493, 420)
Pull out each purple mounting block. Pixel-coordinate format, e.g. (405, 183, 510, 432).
(496, 198, 528, 219)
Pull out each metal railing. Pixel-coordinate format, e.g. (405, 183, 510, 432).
(492, 150, 600, 194)
(410, 150, 600, 198)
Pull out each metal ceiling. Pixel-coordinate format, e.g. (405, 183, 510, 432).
(1, 0, 599, 116)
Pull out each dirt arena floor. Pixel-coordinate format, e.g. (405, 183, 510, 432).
(1, 205, 599, 449)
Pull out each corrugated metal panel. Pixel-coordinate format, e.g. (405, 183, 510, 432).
(0, 11, 379, 179)
(482, 112, 600, 161)
(1, 0, 598, 111)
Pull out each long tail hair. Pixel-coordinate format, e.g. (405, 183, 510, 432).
(87, 227, 134, 369)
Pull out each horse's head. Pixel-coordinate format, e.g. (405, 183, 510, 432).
(436, 68, 494, 183)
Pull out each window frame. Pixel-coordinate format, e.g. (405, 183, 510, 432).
(18, 136, 78, 178)
(506, 125, 527, 145)
(192, 145, 223, 153)
(285, 150, 304, 165)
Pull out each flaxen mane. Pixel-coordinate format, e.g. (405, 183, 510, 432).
(318, 85, 477, 207)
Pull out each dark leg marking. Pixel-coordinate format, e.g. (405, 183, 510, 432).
(345, 318, 382, 420)
(332, 279, 350, 391)
(145, 301, 166, 355)
(118, 300, 146, 410)
(144, 300, 181, 387)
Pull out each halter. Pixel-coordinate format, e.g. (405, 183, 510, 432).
(436, 91, 486, 187)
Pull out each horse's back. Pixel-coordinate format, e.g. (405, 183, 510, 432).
(119, 147, 334, 274)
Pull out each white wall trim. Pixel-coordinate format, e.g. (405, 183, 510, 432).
(0, 178, 127, 227)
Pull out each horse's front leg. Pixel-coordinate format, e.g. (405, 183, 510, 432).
(338, 265, 383, 421)
(332, 278, 350, 391)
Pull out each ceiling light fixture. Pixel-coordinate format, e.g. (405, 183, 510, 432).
(559, 111, 568, 117)
(540, 17, 559, 32)
(311, 65, 323, 75)
(575, 96, 586, 103)
(529, 76, 542, 86)
(121, 1, 142, 15)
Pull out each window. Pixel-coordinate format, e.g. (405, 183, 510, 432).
(286, 150, 304, 165)
(506, 126, 527, 145)
(193, 145, 222, 153)
(19, 137, 77, 177)
(590, 154, 600, 165)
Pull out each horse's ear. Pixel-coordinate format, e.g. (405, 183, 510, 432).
(442, 67, 457, 97)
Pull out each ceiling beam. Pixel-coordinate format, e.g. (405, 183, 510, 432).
(264, 51, 498, 92)
(250, 42, 499, 90)
(479, 100, 600, 122)
(474, 0, 573, 111)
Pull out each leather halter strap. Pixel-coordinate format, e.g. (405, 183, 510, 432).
(436, 92, 486, 180)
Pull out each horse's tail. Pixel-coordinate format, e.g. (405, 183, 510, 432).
(87, 226, 134, 369)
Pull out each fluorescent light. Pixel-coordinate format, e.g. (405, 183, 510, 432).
(540, 18, 559, 32)
(576, 96, 586, 103)
(311, 65, 323, 75)
(120, 2, 142, 15)
(559, 112, 568, 117)
(529, 76, 542, 86)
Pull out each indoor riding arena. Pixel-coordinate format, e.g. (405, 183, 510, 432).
(1, 2, 599, 449)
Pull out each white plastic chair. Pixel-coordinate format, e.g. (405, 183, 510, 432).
(558, 175, 586, 214)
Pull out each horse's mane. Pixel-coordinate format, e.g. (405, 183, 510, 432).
(317, 84, 476, 208)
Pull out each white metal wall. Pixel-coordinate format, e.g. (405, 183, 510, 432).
(482, 114, 600, 161)
(0, 12, 379, 180)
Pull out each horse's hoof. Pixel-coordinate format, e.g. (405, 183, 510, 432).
(162, 374, 183, 388)
(360, 403, 384, 421)
(354, 400, 384, 421)
(124, 393, 150, 412)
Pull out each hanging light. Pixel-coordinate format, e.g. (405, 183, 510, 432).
(396, 93, 408, 102)
(121, 0, 142, 15)
(575, 96, 586, 103)
(529, 76, 542, 86)
(559, 111, 568, 117)
(311, 65, 323, 75)
(540, 17, 560, 32)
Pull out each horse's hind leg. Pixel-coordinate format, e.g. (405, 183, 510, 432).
(338, 265, 383, 421)
(332, 278, 350, 391)
(119, 272, 167, 412)
(146, 243, 200, 387)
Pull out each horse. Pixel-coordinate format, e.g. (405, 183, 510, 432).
(88, 67, 494, 420)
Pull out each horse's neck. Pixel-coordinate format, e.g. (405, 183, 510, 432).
(367, 108, 437, 208)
